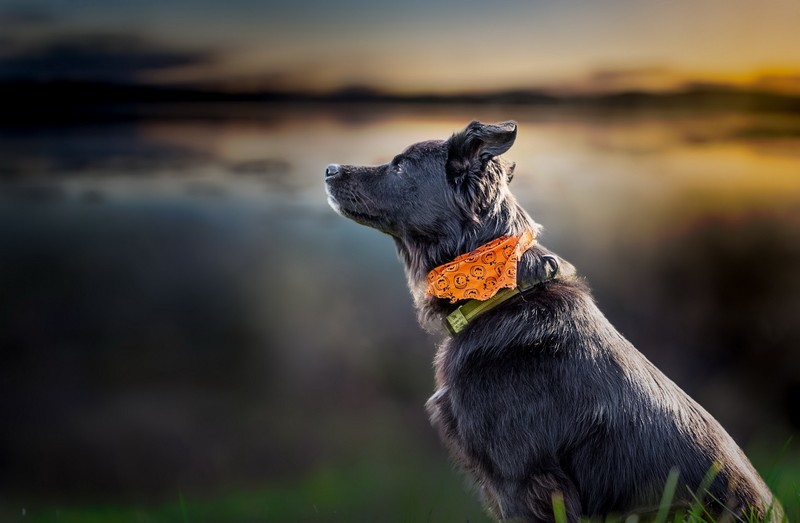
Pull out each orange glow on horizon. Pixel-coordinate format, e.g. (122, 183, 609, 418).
(93, 0, 800, 97)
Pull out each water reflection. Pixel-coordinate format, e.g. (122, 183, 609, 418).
(0, 104, 798, 518)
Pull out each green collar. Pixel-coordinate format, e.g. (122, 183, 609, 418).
(445, 255, 560, 335)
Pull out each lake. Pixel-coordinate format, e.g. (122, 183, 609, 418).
(1, 103, 799, 520)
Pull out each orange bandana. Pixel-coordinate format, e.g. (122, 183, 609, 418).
(426, 230, 536, 303)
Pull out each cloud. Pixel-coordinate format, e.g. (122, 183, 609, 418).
(582, 67, 687, 93)
(0, 33, 214, 84)
(0, 5, 56, 26)
(751, 72, 800, 95)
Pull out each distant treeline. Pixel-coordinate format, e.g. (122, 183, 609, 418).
(2, 80, 799, 124)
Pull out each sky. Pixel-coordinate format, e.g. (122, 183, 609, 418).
(1, 0, 799, 94)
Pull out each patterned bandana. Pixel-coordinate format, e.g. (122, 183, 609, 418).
(426, 230, 536, 303)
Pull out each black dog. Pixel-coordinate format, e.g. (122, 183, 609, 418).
(324, 121, 779, 521)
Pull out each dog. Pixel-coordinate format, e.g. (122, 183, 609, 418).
(324, 120, 780, 522)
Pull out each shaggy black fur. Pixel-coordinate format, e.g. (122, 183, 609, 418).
(324, 121, 780, 522)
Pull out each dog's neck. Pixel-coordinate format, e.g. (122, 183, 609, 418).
(393, 200, 563, 332)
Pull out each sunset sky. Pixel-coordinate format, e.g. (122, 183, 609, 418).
(2, 0, 799, 94)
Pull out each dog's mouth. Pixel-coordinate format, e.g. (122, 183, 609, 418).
(326, 187, 384, 228)
(340, 207, 383, 225)
(332, 201, 384, 227)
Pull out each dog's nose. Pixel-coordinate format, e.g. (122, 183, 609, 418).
(325, 164, 342, 179)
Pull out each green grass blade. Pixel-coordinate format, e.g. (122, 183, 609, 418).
(655, 468, 680, 523)
(178, 491, 189, 523)
(688, 462, 722, 521)
(552, 492, 568, 523)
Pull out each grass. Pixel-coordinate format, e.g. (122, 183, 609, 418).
(654, 468, 681, 523)
(553, 492, 569, 523)
(1, 457, 489, 523)
(3, 446, 798, 523)
(557, 458, 796, 523)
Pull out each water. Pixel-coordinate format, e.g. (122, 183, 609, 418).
(1, 103, 799, 516)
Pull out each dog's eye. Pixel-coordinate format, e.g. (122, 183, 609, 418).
(391, 157, 405, 175)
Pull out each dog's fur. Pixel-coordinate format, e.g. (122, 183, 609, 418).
(325, 121, 779, 522)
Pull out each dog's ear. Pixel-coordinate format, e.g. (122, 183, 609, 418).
(446, 120, 517, 184)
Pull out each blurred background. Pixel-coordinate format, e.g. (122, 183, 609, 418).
(1, 1, 799, 521)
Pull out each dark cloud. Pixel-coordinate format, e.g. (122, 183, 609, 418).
(752, 73, 800, 95)
(588, 66, 673, 83)
(0, 5, 56, 26)
(567, 66, 687, 94)
(0, 33, 214, 83)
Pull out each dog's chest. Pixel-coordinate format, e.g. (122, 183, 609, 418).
(425, 385, 458, 449)
(425, 340, 465, 451)
(426, 354, 452, 434)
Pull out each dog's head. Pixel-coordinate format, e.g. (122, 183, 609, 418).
(325, 120, 521, 248)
